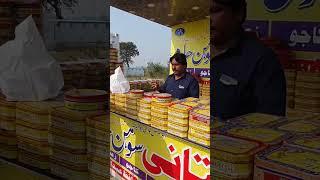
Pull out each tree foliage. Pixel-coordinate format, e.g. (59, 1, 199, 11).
(120, 42, 140, 68)
(145, 62, 169, 80)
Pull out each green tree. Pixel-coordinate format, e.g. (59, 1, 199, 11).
(42, 0, 78, 19)
(120, 42, 140, 68)
(145, 62, 169, 80)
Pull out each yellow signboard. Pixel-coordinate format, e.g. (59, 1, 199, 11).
(170, 19, 210, 77)
(247, 0, 320, 22)
(110, 113, 210, 180)
(246, 0, 320, 59)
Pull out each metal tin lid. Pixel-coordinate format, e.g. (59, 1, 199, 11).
(130, 90, 144, 94)
(226, 127, 289, 144)
(229, 113, 283, 127)
(170, 104, 192, 111)
(278, 120, 320, 134)
(144, 91, 159, 98)
(154, 93, 172, 99)
(256, 145, 320, 176)
(287, 134, 320, 152)
(191, 108, 210, 117)
(211, 134, 262, 155)
(64, 89, 107, 103)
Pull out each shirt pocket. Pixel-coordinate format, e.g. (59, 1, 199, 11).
(176, 84, 188, 99)
(219, 76, 242, 108)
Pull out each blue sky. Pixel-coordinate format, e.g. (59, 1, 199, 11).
(110, 7, 171, 67)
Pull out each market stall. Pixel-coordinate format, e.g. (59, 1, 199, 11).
(110, 0, 211, 179)
(0, 1, 109, 179)
(110, 0, 320, 180)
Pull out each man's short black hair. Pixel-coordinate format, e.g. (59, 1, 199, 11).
(170, 53, 187, 66)
(214, 0, 247, 23)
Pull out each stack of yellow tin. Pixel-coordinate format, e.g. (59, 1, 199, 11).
(150, 93, 172, 131)
(138, 92, 155, 125)
(254, 144, 320, 179)
(286, 108, 316, 121)
(0, 96, 17, 159)
(167, 100, 200, 138)
(50, 106, 103, 180)
(285, 69, 296, 108)
(85, 63, 107, 90)
(86, 114, 109, 180)
(224, 127, 291, 147)
(295, 71, 320, 113)
(167, 103, 192, 138)
(110, 93, 115, 112)
(228, 113, 285, 128)
(125, 90, 144, 120)
(212, 134, 265, 179)
(188, 106, 210, 146)
(275, 119, 320, 134)
(15, 101, 63, 170)
(200, 78, 210, 98)
(114, 93, 126, 115)
(64, 89, 107, 111)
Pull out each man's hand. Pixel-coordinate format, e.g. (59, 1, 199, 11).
(151, 82, 159, 90)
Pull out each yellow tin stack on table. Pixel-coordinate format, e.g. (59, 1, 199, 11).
(285, 134, 320, 152)
(150, 93, 172, 131)
(86, 114, 109, 180)
(0, 96, 17, 159)
(286, 108, 316, 121)
(15, 101, 63, 170)
(109, 48, 123, 75)
(211, 134, 265, 179)
(167, 103, 193, 138)
(114, 93, 126, 115)
(50, 106, 103, 180)
(110, 93, 115, 112)
(224, 127, 291, 147)
(275, 119, 320, 134)
(254, 144, 320, 179)
(227, 113, 284, 128)
(284, 69, 296, 108)
(295, 71, 320, 113)
(64, 89, 107, 111)
(125, 90, 144, 120)
(200, 78, 210, 98)
(85, 63, 107, 90)
(188, 106, 210, 146)
(138, 92, 157, 125)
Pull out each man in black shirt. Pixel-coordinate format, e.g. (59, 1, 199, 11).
(211, 0, 286, 120)
(152, 53, 200, 99)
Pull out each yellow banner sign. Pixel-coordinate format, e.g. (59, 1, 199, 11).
(170, 19, 210, 77)
(247, 0, 319, 22)
(110, 113, 210, 180)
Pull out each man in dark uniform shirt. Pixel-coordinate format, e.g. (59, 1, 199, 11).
(152, 53, 200, 99)
(211, 0, 286, 120)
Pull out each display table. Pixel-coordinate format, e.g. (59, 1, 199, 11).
(0, 157, 62, 180)
(110, 112, 210, 180)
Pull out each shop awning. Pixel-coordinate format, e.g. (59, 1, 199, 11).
(110, 0, 209, 27)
